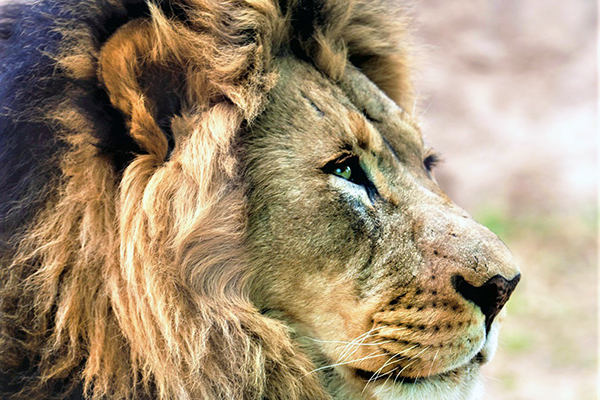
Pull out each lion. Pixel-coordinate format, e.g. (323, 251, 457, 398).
(0, 0, 520, 399)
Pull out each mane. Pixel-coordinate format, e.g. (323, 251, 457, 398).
(0, 1, 413, 398)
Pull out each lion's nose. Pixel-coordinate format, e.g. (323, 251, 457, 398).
(452, 274, 521, 333)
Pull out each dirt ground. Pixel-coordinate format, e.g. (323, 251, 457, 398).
(413, 0, 597, 399)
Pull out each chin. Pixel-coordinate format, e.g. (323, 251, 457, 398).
(368, 369, 483, 400)
(329, 357, 483, 400)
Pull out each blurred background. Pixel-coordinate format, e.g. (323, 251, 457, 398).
(413, 0, 597, 399)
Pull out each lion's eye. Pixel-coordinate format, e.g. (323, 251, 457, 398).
(324, 156, 368, 186)
(423, 152, 441, 172)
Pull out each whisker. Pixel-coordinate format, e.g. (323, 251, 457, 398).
(304, 326, 420, 383)
(381, 365, 402, 388)
(305, 351, 389, 376)
(338, 326, 390, 362)
(362, 345, 422, 393)
(337, 329, 375, 359)
(304, 337, 392, 346)
(412, 89, 422, 116)
(340, 325, 407, 363)
(428, 347, 440, 378)
(419, 100, 434, 122)
(396, 346, 431, 377)
(361, 347, 413, 394)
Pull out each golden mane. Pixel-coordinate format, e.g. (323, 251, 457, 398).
(0, 0, 413, 398)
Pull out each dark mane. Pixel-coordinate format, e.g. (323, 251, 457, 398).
(0, 1, 146, 256)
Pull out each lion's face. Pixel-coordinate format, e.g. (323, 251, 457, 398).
(245, 58, 520, 399)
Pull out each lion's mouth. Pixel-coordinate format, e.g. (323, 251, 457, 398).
(353, 367, 457, 385)
(351, 350, 487, 384)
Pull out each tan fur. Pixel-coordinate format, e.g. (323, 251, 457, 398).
(0, 1, 517, 399)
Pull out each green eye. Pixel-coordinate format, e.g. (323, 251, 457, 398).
(333, 165, 352, 180)
(323, 155, 370, 187)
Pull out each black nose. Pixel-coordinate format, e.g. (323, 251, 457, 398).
(452, 274, 521, 333)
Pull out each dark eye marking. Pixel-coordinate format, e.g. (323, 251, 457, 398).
(423, 152, 441, 172)
(382, 136, 402, 164)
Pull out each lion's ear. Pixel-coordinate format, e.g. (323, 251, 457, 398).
(98, 18, 187, 161)
(98, 3, 279, 164)
(285, 0, 414, 110)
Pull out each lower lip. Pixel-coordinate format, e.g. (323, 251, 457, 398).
(354, 368, 450, 385)
(353, 351, 485, 384)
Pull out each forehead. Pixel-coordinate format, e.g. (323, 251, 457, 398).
(257, 57, 423, 159)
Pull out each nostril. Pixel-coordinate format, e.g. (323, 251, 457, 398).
(452, 274, 521, 333)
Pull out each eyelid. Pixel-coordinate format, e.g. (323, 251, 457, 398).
(330, 153, 353, 166)
(321, 153, 354, 173)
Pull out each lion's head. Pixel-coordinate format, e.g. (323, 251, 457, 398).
(0, 1, 519, 399)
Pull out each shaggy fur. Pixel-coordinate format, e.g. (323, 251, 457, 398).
(0, 1, 519, 399)
(0, 1, 410, 398)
